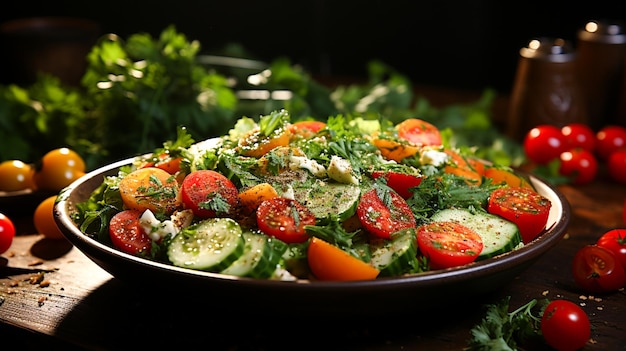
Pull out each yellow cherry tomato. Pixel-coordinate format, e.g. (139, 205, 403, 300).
(33, 148, 86, 191)
(33, 195, 66, 240)
(0, 160, 36, 192)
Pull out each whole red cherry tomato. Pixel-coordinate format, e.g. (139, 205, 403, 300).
(607, 148, 626, 183)
(541, 299, 590, 351)
(523, 125, 568, 164)
(561, 123, 596, 151)
(597, 229, 626, 271)
(0, 212, 16, 254)
(596, 125, 626, 160)
(558, 148, 598, 185)
(572, 244, 626, 293)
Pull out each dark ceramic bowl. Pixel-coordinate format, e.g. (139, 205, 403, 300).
(54, 155, 570, 316)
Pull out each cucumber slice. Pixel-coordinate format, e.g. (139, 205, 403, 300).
(167, 217, 245, 272)
(293, 179, 361, 222)
(429, 208, 523, 260)
(221, 230, 288, 278)
(370, 228, 419, 276)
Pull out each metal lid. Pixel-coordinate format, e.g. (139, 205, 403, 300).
(519, 37, 576, 63)
(578, 20, 626, 44)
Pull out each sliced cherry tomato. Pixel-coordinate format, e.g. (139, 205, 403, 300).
(396, 118, 442, 146)
(109, 209, 152, 256)
(487, 186, 551, 243)
(33, 195, 65, 240)
(33, 148, 86, 191)
(596, 229, 626, 272)
(523, 125, 568, 165)
(443, 149, 482, 186)
(119, 167, 181, 215)
(371, 170, 422, 199)
(0, 160, 36, 192)
(607, 148, 626, 183)
(356, 187, 416, 239)
(416, 221, 483, 270)
(561, 123, 596, 151)
(558, 148, 598, 185)
(541, 299, 590, 351)
(483, 166, 533, 189)
(289, 120, 326, 139)
(238, 126, 292, 158)
(371, 137, 420, 162)
(256, 197, 316, 243)
(0, 212, 16, 254)
(180, 170, 239, 218)
(596, 125, 626, 160)
(572, 244, 626, 293)
(307, 237, 380, 281)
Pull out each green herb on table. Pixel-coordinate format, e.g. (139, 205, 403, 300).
(465, 296, 548, 351)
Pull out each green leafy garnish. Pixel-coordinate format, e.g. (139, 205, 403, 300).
(465, 296, 548, 351)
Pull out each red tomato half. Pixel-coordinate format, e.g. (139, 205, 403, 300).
(256, 197, 316, 244)
(572, 244, 626, 293)
(561, 123, 596, 151)
(596, 125, 626, 160)
(541, 299, 590, 351)
(109, 209, 152, 256)
(180, 170, 239, 218)
(597, 229, 626, 271)
(416, 221, 483, 270)
(523, 125, 568, 165)
(396, 118, 442, 146)
(371, 170, 422, 199)
(558, 148, 598, 185)
(0, 212, 16, 254)
(356, 188, 416, 239)
(487, 186, 551, 243)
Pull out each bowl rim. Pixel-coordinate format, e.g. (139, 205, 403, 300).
(54, 154, 571, 291)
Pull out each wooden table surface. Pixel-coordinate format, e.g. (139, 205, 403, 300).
(1, 88, 625, 350)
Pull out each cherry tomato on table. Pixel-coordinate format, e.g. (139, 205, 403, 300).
(416, 221, 483, 270)
(596, 229, 626, 271)
(523, 125, 568, 165)
(356, 187, 416, 239)
(541, 299, 590, 351)
(558, 148, 598, 185)
(572, 244, 626, 293)
(561, 123, 596, 151)
(487, 186, 552, 243)
(607, 148, 626, 183)
(33, 148, 86, 191)
(180, 169, 239, 218)
(0, 160, 36, 192)
(256, 197, 316, 244)
(0, 212, 16, 254)
(33, 195, 65, 240)
(596, 125, 626, 160)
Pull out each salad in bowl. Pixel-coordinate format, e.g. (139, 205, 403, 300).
(64, 109, 555, 282)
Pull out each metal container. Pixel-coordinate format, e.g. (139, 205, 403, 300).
(576, 20, 626, 128)
(507, 37, 587, 140)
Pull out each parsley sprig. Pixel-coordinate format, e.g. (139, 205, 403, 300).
(465, 296, 549, 351)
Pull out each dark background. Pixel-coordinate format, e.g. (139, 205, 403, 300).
(1, 0, 625, 93)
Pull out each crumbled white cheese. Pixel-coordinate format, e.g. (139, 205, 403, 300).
(139, 209, 194, 241)
(279, 184, 296, 200)
(289, 155, 327, 177)
(420, 148, 449, 167)
(327, 156, 359, 185)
